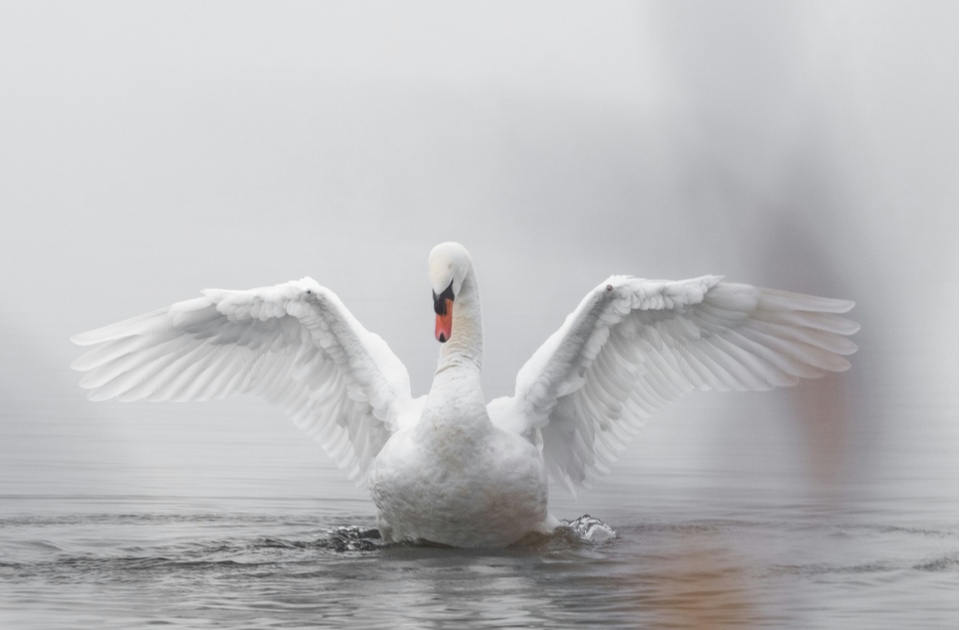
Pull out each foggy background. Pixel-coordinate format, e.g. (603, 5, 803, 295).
(0, 2, 955, 516)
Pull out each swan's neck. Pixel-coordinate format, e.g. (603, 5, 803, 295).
(420, 268, 488, 440)
(436, 269, 483, 374)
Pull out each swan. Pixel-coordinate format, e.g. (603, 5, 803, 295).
(71, 242, 858, 547)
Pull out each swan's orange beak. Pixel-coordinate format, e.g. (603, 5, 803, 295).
(433, 281, 456, 343)
(435, 299, 453, 343)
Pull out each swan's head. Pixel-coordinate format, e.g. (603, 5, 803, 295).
(428, 242, 472, 343)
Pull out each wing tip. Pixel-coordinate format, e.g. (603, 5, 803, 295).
(760, 289, 858, 315)
(70, 331, 99, 347)
(845, 319, 862, 335)
(831, 298, 857, 315)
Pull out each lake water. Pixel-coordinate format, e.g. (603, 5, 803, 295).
(1, 490, 953, 630)
(0, 339, 956, 629)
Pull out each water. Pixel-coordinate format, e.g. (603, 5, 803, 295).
(1, 489, 954, 629)
(1, 345, 956, 628)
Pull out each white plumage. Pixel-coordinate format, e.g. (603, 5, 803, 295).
(72, 242, 858, 547)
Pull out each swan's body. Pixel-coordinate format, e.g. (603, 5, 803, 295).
(72, 242, 858, 547)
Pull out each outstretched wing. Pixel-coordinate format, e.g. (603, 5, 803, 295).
(71, 277, 417, 482)
(493, 275, 859, 494)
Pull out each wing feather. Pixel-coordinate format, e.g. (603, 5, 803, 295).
(71, 278, 414, 482)
(496, 275, 858, 493)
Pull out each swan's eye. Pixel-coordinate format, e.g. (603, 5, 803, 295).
(433, 281, 455, 316)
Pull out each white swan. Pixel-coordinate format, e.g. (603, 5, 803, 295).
(71, 242, 858, 547)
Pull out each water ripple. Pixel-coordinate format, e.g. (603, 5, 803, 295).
(1, 503, 956, 629)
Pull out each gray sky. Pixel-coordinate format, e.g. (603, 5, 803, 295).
(0, 1, 956, 499)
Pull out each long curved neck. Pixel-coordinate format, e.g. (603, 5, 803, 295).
(436, 268, 483, 374)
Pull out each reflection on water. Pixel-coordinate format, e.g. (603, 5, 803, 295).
(0, 488, 956, 629)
